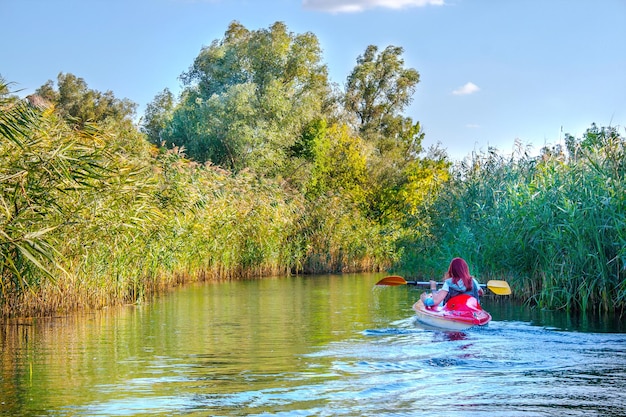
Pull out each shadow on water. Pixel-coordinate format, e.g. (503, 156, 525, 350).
(481, 296, 626, 333)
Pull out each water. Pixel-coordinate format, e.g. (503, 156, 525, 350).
(1, 273, 625, 416)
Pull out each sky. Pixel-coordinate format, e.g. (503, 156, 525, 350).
(2, 0, 625, 161)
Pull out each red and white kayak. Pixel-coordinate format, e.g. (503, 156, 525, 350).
(412, 294, 492, 331)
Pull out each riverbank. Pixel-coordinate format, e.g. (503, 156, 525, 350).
(1, 82, 624, 318)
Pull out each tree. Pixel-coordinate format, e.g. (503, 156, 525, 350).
(307, 122, 367, 203)
(165, 21, 333, 177)
(342, 45, 430, 223)
(36, 72, 137, 126)
(344, 45, 421, 154)
(142, 88, 175, 146)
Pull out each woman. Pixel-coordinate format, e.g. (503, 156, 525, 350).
(420, 257, 484, 307)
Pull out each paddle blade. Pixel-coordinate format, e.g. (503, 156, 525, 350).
(375, 275, 408, 286)
(486, 280, 512, 295)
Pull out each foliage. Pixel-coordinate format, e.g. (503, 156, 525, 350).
(141, 88, 174, 145)
(0, 70, 386, 317)
(307, 122, 367, 203)
(344, 45, 421, 146)
(342, 44, 429, 223)
(402, 126, 626, 312)
(0, 82, 152, 310)
(35, 72, 137, 127)
(151, 21, 333, 180)
(0, 89, 61, 296)
(2, 21, 622, 318)
(293, 192, 394, 274)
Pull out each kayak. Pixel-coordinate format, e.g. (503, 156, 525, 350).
(412, 294, 492, 331)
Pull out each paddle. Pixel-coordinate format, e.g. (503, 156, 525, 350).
(375, 275, 512, 295)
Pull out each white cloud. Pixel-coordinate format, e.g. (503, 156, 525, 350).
(466, 124, 481, 129)
(302, 0, 444, 13)
(452, 82, 480, 96)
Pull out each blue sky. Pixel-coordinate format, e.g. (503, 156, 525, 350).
(2, 0, 625, 160)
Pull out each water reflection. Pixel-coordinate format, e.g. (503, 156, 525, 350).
(483, 297, 626, 333)
(439, 331, 468, 341)
(1, 273, 625, 417)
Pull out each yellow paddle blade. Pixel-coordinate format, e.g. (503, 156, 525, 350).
(486, 280, 512, 295)
(375, 275, 408, 286)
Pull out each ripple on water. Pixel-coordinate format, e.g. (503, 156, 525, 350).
(6, 276, 626, 417)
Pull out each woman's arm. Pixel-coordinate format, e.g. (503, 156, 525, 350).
(474, 278, 484, 296)
(420, 289, 448, 307)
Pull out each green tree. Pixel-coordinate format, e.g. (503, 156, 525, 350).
(307, 122, 367, 203)
(165, 21, 333, 178)
(36, 72, 137, 126)
(342, 45, 433, 223)
(141, 88, 175, 146)
(344, 45, 421, 152)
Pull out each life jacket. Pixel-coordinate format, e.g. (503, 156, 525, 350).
(443, 278, 481, 304)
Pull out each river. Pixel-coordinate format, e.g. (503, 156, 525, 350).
(1, 273, 625, 416)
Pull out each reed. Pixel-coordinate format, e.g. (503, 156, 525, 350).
(3, 78, 622, 315)
(295, 192, 393, 274)
(0, 87, 389, 317)
(402, 127, 626, 311)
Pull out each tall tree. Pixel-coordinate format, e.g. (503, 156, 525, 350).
(141, 88, 175, 146)
(36, 72, 137, 127)
(163, 21, 333, 177)
(344, 45, 421, 154)
(342, 45, 436, 223)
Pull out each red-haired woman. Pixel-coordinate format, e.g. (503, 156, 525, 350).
(419, 257, 484, 307)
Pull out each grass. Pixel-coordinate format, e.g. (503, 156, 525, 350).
(1, 81, 624, 316)
(0, 86, 390, 317)
(401, 127, 626, 312)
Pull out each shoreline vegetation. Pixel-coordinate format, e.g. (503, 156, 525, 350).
(1, 21, 624, 318)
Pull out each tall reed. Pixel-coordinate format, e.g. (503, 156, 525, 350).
(1, 86, 390, 317)
(403, 127, 626, 312)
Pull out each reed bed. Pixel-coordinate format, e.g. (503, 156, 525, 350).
(2, 84, 624, 316)
(0, 91, 389, 317)
(402, 127, 626, 312)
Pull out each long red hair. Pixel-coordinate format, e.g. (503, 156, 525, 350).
(447, 257, 473, 290)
